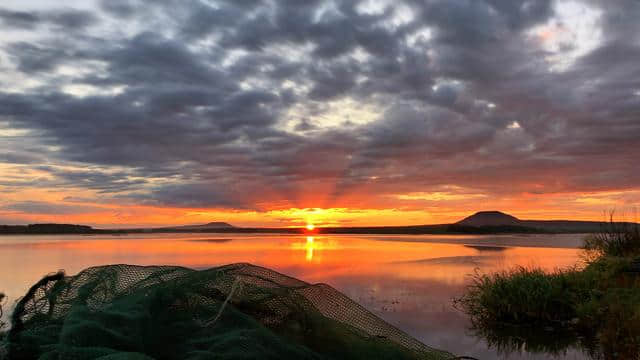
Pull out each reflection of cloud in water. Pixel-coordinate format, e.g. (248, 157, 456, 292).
(185, 238, 233, 243)
(368, 233, 585, 249)
(395, 255, 490, 265)
(464, 244, 509, 252)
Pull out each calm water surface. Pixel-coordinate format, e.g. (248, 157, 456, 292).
(0, 233, 588, 359)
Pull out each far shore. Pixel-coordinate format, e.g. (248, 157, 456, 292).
(0, 222, 627, 236)
(2, 212, 635, 236)
(5, 211, 633, 236)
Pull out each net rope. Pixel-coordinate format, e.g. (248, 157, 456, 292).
(2, 263, 456, 360)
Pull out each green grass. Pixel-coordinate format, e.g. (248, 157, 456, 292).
(454, 267, 583, 326)
(455, 222, 640, 359)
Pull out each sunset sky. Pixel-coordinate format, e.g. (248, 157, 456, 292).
(0, 0, 639, 228)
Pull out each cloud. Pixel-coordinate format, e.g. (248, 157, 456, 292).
(0, 9, 40, 29)
(4, 201, 104, 215)
(124, 182, 249, 209)
(0, 0, 638, 218)
(0, 7, 98, 30)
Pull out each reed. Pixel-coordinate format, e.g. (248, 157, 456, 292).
(454, 266, 582, 326)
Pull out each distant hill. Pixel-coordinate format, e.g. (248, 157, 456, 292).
(193, 222, 235, 228)
(455, 211, 636, 233)
(161, 222, 236, 230)
(457, 211, 523, 227)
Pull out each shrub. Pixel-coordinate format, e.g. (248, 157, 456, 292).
(584, 212, 640, 258)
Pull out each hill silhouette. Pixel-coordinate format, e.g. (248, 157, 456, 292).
(199, 222, 235, 228)
(454, 211, 636, 233)
(457, 211, 523, 227)
(162, 222, 235, 230)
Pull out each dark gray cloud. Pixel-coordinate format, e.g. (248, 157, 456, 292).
(4, 201, 104, 215)
(125, 182, 249, 209)
(0, 7, 98, 30)
(0, 151, 41, 164)
(36, 166, 149, 193)
(0, 0, 639, 212)
(0, 9, 40, 29)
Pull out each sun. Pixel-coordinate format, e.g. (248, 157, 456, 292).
(306, 224, 315, 231)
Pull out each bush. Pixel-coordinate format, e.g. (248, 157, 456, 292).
(584, 212, 640, 258)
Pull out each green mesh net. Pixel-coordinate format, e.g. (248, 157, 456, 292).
(3, 263, 455, 360)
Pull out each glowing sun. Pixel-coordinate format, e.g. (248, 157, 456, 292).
(306, 224, 315, 231)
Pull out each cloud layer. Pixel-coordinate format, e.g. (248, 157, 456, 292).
(0, 0, 639, 225)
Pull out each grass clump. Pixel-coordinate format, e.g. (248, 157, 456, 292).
(455, 267, 581, 326)
(455, 217, 640, 359)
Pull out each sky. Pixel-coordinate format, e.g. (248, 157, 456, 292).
(0, 0, 639, 228)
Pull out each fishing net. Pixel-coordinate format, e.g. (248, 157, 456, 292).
(3, 263, 455, 360)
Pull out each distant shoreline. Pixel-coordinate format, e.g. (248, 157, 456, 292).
(5, 211, 631, 235)
(0, 221, 632, 236)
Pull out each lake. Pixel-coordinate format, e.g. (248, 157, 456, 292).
(0, 233, 589, 359)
